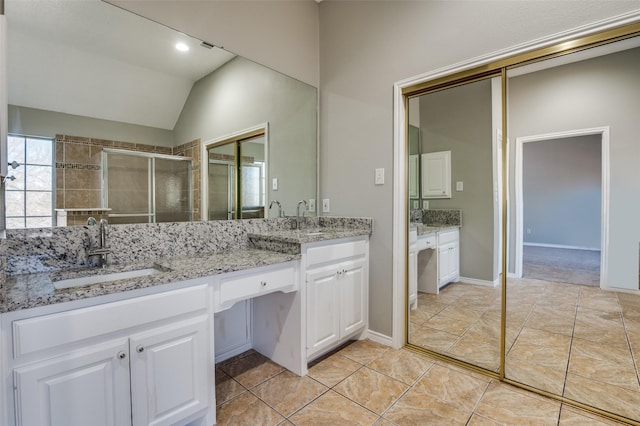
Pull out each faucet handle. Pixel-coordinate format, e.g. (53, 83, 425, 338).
(87, 217, 97, 226)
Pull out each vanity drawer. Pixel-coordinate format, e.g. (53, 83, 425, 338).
(216, 264, 297, 312)
(438, 229, 459, 245)
(306, 239, 367, 267)
(12, 285, 208, 359)
(417, 234, 436, 250)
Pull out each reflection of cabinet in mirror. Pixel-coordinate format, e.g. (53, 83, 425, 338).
(409, 155, 419, 199)
(421, 150, 451, 198)
(437, 228, 459, 288)
(408, 228, 418, 309)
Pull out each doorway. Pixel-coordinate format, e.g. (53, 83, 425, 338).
(513, 127, 609, 288)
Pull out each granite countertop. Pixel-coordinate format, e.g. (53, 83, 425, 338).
(2, 248, 299, 313)
(411, 223, 460, 236)
(249, 227, 371, 244)
(2, 225, 373, 313)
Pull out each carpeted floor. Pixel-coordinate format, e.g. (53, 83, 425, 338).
(522, 245, 600, 286)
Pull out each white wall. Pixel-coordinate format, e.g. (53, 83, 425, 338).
(8, 105, 174, 147)
(319, 1, 640, 336)
(106, 0, 320, 88)
(418, 79, 495, 282)
(174, 56, 317, 218)
(523, 135, 601, 250)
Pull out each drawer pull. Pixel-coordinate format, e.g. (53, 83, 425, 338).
(117, 351, 126, 360)
(136, 345, 145, 353)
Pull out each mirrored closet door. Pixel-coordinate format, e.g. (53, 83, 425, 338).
(504, 35, 640, 422)
(405, 24, 640, 425)
(406, 74, 504, 372)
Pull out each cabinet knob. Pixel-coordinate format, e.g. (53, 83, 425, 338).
(136, 345, 145, 353)
(337, 270, 342, 276)
(342, 269, 347, 275)
(117, 351, 126, 359)
(261, 281, 267, 287)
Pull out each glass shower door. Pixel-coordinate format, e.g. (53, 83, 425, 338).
(105, 152, 152, 224)
(155, 157, 192, 222)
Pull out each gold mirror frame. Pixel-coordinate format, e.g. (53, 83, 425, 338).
(402, 21, 640, 425)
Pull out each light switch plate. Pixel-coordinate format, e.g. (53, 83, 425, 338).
(456, 181, 463, 191)
(272, 178, 278, 190)
(375, 168, 385, 185)
(322, 199, 330, 213)
(308, 199, 316, 212)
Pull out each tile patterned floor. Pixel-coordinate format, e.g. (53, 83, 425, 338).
(409, 278, 640, 423)
(214, 340, 629, 425)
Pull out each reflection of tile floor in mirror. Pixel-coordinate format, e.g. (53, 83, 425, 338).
(215, 339, 628, 425)
(409, 279, 640, 423)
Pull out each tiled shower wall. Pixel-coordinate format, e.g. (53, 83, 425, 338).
(55, 135, 201, 225)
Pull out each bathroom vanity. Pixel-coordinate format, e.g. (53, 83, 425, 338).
(0, 217, 372, 426)
(410, 223, 460, 300)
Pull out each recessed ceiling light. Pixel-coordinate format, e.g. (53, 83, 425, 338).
(175, 42, 189, 52)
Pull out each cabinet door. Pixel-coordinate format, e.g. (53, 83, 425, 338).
(214, 300, 251, 362)
(339, 259, 367, 337)
(408, 248, 418, 309)
(306, 265, 341, 358)
(448, 243, 460, 280)
(438, 243, 460, 287)
(130, 316, 210, 426)
(421, 151, 451, 198)
(438, 244, 452, 284)
(409, 154, 419, 199)
(14, 339, 131, 426)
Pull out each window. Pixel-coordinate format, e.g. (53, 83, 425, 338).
(5, 135, 54, 228)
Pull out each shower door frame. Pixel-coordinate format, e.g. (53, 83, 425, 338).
(102, 148, 192, 223)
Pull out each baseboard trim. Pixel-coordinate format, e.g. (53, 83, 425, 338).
(523, 242, 600, 251)
(365, 329, 394, 348)
(459, 276, 500, 287)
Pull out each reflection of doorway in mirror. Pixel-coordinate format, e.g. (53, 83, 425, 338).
(203, 128, 267, 220)
(208, 161, 234, 220)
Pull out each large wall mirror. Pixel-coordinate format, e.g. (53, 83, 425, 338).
(406, 26, 640, 424)
(4, 0, 317, 228)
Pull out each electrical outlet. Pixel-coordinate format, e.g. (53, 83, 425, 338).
(375, 168, 385, 185)
(322, 199, 330, 213)
(412, 200, 419, 209)
(272, 178, 278, 191)
(422, 200, 429, 210)
(308, 199, 316, 212)
(527, 228, 532, 235)
(456, 181, 464, 191)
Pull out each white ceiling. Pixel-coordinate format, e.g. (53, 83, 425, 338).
(6, 0, 236, 130)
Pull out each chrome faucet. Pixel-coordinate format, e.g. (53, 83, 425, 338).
(88, 219, 111, 267)
(269, 200, 284, 218)
(296, 200, 308, 229)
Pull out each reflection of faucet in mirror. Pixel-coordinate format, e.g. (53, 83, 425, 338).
(296, 200, 308, 229)
(269, 200, 284, 218)
(88, 219, 111, 268)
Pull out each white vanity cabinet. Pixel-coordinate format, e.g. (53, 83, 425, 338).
(4, 284, 214, 426)
(438, 228, 460, 287)
(304, 237, 369, 361)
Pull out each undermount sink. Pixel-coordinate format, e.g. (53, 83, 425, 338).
(52, 265, 169, 290)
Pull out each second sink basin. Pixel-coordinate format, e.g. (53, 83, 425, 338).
(53, 265, 168, 290)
